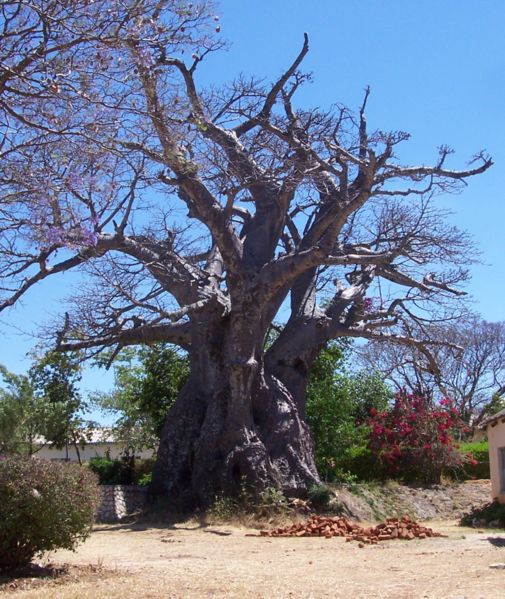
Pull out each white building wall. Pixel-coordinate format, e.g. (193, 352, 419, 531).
(36, 442, 154, 462)
(487, 420, 505, 504)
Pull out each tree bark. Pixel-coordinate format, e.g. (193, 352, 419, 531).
(150, 315, 320, 509)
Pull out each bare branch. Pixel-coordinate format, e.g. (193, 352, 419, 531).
(234, 33, 309, 137)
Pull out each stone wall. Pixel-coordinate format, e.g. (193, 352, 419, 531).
(96, 485, 148, 522)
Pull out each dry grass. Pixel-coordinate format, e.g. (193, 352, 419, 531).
(2, 520, 505, 598)
(0, 563, 117, 596)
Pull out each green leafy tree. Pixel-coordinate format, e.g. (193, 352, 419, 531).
(481, 393, 505, 421)
(0, 353, 92, 460)
(306, 342, 391, 481)
(29, 351, 93, 463)
(0, 366, 44, 455)
(94, 344, 189, 452)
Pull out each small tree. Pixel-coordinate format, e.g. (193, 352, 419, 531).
(368, 391, 469, 483)
(29, 351, 95, 464)
(94, 344, 189, 452)
(0, 353, 93, 459)
(306, 342, 391, 480)
(0, 366, 45, 455)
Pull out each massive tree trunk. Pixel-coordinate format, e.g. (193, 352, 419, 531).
(150, 312, 320, 509)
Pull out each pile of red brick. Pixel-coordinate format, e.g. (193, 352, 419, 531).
(260, 515, 442, 546)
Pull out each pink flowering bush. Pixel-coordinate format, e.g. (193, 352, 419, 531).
(368, 391, 471, 484)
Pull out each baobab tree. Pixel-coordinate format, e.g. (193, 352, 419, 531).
(0, 1, 492, 507)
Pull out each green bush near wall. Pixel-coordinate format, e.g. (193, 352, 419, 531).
(87, 456, 124, 484)
(450, 440, 490, 480)
(87, 456, 155, 485)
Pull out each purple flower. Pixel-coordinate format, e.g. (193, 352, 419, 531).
(45, 226, 64, 244)
(137, 46, 155, 68)
(79, 225, 98, 246)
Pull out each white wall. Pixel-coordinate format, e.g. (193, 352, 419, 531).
(36, 442, 154, 462)
(487, 420, 505, 504)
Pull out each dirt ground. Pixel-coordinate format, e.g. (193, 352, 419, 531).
(2, 519, 505, 599)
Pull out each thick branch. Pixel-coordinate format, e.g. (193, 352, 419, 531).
(58, 321, 191, 352)
(135, 57, 243, 272)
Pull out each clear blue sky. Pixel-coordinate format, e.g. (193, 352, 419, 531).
(1, 0, 504, 400)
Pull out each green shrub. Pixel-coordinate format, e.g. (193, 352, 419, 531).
(451, 440, 490, 480)
(0, 456, 99, 571)
(307, 484, 332, 509)
(132, 457, 156, 484)
(459, 440, 489, 463)
(88, 455, 155, 485)
(258, 487, 288, 511)
(208, 493, 240, 520)
(138, 472, 152, 487)
(87, 456, 123, 484)
(337, 444, 386, 482)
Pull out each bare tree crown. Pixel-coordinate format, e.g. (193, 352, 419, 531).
(0, 0, 492, 363)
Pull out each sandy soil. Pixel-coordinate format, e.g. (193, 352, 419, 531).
(2, 519, 505, 599)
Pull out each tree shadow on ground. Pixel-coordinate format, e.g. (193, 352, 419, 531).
(460, 500, 505, 529)
(93, 509, 211, 533)
(484, 537, 505, 547)
(0, 562, 108, 592)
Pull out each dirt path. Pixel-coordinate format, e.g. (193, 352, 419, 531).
(2, 520, 505, 599)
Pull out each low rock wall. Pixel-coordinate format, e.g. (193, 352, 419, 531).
(96, 485, 147, 522)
